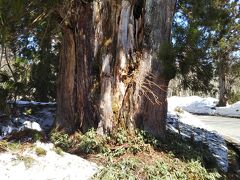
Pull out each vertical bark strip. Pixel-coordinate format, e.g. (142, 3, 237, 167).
(75, 3, 97, 132)
(56, 2, 97, 133)
(56, 28, 76, 132)
(98, 54, 113, 134)
(115, 0, 134, 129)
(138, 0, 176, 137)
(97, 0, 121, 134)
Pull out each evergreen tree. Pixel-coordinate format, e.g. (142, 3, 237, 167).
(55, 0, 177, 136)
(209, 0, 240, 106)
(173, 0, 240, 104)
(173, 0, 218, 93)
(0, 0, 58, 101)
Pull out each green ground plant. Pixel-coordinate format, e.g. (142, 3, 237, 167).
(35, 147, 47, 156)
(50, 128, 222, 180)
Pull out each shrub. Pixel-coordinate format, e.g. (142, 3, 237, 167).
(110, 128, 128, 145)
(0, 140, 9, 152)
(0, 141, 25, 152)
(94, 158, 221, 180)
(50, 130, 71, 151)
(53, 147, 64, 156)
(228, 92, 240, 104)
(76, 129, 107, 154)
(35, 147, 47, 156)
(50, 128, 222, 179)
(50, 129, 108, 154)
(94, 158, 140, 180)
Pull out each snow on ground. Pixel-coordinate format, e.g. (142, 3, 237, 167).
(0, 107, 55, 139)
(216, 101, 240, 117)
(167, 96, 234, 172)
(168, 96, 240, 118)
(0, 142, 99, 180)
(0, 105, 100, 180)
(167, 114, 228, 172)
(0, 97, 235, 177)
(7, 100, 56, 106)
(167, 109, 207, 129)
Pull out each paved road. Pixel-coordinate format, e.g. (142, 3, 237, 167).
(193, 115, 240, 144)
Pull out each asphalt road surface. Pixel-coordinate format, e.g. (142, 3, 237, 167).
(193, 115, 240, 144)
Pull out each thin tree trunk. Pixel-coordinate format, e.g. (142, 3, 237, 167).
(218, 60, 227, 107)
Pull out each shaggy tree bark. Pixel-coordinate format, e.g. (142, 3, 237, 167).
(56, 0, 176, 138)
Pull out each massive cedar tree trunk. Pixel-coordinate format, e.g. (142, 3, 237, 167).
(56, 0, 176, 137)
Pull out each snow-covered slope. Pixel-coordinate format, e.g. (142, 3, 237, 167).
(168, 96, 240, 118)
(167, 96, 239, 172)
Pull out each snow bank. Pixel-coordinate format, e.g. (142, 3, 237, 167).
(0, 142, 99, 180)
(168, 96, 240, 118)
(167, 96, 232, 172)
(167, 113, 228, 172)
(216, 101, 240, 117)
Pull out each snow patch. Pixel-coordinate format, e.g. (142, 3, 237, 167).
(23, 121, 42, 132)
(216, 101, 240, 117)
(0, 142, 99, 180)
(0, 107, 55, 138)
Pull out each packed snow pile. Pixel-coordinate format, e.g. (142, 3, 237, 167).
(167, 96, 232, 172)
(168, 108, 207, 128)
(0, 142, 99, 180)
(168, 96, 240, 118)
(167, 114, 228, 172)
